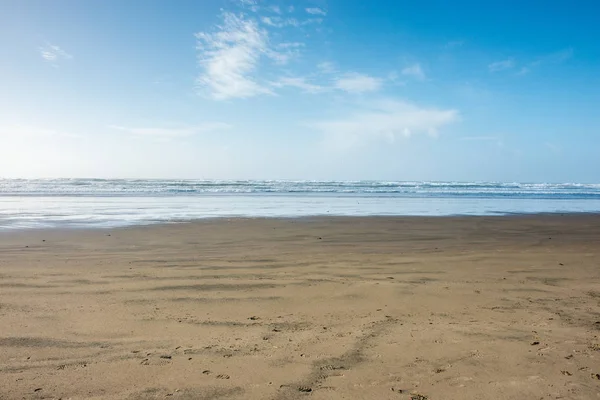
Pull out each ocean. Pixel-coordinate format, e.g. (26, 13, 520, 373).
(1, 179, 600, 229)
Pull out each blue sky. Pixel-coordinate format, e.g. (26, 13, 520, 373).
(1, 0, 599, 182)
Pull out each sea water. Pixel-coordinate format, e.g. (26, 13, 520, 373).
(1, 179, 599, 229)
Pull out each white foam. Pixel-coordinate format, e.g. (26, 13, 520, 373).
(1, 194, 600, 230)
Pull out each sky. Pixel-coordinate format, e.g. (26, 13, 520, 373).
(1, 0, 599, 182)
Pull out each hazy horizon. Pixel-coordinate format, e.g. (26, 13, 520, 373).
(2, 177, 600, 185)
(1, 1, 599, 182)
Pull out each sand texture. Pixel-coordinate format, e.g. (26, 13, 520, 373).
(1, 216, 599, 399)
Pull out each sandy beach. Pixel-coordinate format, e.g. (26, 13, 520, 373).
(0, 215, 599, 399)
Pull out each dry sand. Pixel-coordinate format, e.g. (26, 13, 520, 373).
(0, 216, 599, 399)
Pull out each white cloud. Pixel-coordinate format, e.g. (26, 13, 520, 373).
(39, 43, 72, 65)
(109, 123, 231, 139)
(513, 48, 574, 76)
(271, 77, 325, 93)
(269, 5, 281, 14)
(277, 42, 305, 49)
(488, 59, 515, 72)
(194, 8, 328, 100)
(240, 0, 259, 12)
(270, 42, 304, 63)
(530, 48, 573, 68)
(334, 73, 382, 93)
(310, 99, 459, 146)
(401, 63, 426, 80)
(306, 7, 327, 16)
(266, 48, 296, 64)
(287, 18, 323, 26)
(40, 50, 57, 62)
(261, 16, 322, 28)
(260, 16, 279, 26)
(195, 12, 278, 100)
(288, 5, 295, 12)
(317, 61, 336, 74)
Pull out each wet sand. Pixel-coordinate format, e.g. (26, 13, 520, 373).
(0, 216, 599, 399)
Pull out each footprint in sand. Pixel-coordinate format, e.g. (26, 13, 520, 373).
(140, 356, 171, 366)
(320, 365, 346, 372)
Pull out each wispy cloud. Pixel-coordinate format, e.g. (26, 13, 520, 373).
(497, 48, 573, 76)
(317, 61, 336, 74)
(195, 6, 327, 100)
(195, 12, 276, 100)
(109, 123, 231, 139)
(522, 47, 574, 74)
(260, 16, 278, 26)
(261, 16, 323, 27)
(277, 42, 305, 49)
(239, 0, 259, 12)
(488, 59, 515, 72)
(306, 7, 327, 16)
(271, 76, 325, 93)
(274, 68, 388, 95)
(39, 42, 72, 65)
(334, 73, 382, 93)
(193, 7, 377, 100)
(401, 63, 426, 80)
(310, 99, 459, 147)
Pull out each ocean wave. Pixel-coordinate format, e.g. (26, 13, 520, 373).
(1, 179, 600, 199)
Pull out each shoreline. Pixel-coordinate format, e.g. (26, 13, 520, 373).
(3, 192, 600, 231)
(1, 211, 600, 234)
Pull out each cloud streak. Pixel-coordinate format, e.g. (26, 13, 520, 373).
(310, 99, 459, 146)
(488, 59, 514, 72)
(334, 73, 382, 93)
(39, 42, 72, 65)
(261, 16, 323, 27)
(306, 7, 327, 16)
(195, 12, 276, 100)
(492, 48, 573, 76)
(195, 8, 324, 100)
(521, 48, 574, 74)
(317, 61, 336, 74)
(271, 76, 325, 93)
(401, 63, 426, 80)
